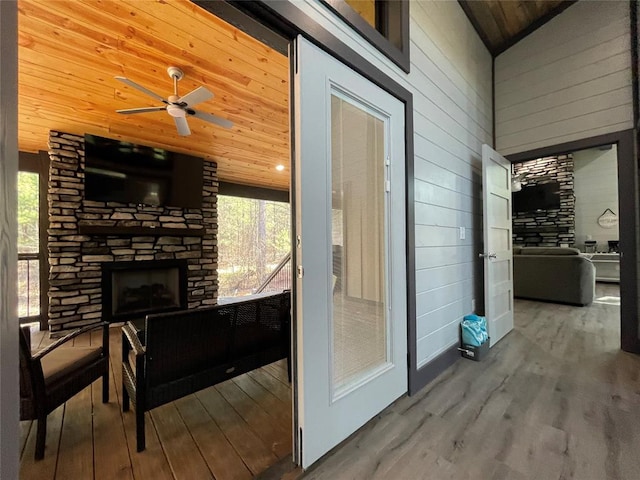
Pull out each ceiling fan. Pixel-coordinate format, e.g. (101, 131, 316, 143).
(115, 66, 233, 136)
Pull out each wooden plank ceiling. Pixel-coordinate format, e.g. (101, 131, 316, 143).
(459, 0, 574, 55)
(18, 0, 290, 191)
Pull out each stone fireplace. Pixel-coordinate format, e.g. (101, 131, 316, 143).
(47, 131, 218, 336)
(101, 259, 188, 323)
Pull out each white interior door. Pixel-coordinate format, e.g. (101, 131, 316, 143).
(481, 144, 514, 347)
(294, 36, 407, 469)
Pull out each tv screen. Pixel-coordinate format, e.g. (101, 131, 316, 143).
(513, 182, 561, 212)
(84, 134, 203, 209)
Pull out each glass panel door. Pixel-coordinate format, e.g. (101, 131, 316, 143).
(294, 36, 407, 468)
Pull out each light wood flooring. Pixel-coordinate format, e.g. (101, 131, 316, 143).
(20, 327, 292, 480)
(268, 283, 640, 480)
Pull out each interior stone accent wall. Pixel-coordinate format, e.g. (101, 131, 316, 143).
(47, 131, 217, 336)
(512, 154, 575, 247)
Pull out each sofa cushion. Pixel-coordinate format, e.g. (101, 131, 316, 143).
(42, 346, 103, 386)
(513, 246, 522, 255)
(519, 247, 581, 256)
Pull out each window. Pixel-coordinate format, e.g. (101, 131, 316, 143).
(17, 151, 49, 329)
(322, 0, 409, 72)
(17, 171, 40, 320)
(217, 195, 291, 299)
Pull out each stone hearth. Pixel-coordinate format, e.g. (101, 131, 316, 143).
(47, 131, 218, 336)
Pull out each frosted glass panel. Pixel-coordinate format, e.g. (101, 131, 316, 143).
(331, 94, 388, 395)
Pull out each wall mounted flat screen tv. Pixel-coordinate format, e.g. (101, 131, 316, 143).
(512, 182, 561, 212)
(84, 134, 203, 209)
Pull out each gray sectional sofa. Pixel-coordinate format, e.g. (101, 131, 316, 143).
(513, 247, 596, 306)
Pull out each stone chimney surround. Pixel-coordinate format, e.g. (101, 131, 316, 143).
(47, 131, 218, 336)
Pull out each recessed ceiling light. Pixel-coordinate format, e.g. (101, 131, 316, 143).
(275, 164, 285, 171)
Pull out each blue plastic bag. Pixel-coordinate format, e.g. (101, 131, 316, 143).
(461, 314, 488, 347)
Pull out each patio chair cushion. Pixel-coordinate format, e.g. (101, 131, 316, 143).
(42, 346, 103, 386)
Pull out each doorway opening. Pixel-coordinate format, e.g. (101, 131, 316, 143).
(508, 138, 630, 359)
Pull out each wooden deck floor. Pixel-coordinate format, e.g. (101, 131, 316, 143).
(20, 327, 292, 480)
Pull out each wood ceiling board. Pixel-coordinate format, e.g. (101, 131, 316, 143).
(463, 1, 507, 50)
(38, 0, 288, 94)
(19, 6, 289, 110)
(18, 0, 290, 190)
(459, 0, 573, 55)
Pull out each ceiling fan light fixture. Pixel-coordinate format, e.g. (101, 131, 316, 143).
(166, 104, 186, 118)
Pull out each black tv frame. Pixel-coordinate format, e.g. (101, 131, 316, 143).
(513, 182, 561, 213)
(83, 134, 204, 209)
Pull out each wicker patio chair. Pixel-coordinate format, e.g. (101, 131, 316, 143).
(19, 322, 110, 460)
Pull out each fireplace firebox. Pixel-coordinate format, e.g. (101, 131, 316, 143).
(101, 259, 188, 323)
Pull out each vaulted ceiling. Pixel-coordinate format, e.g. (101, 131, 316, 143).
(459, 0, 576, 55)
(18, 0, 290, 190)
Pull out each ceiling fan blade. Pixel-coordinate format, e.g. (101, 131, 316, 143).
(178, 86, 213, 107)
(190, 109, 234, 129)
(116, 106, 167, 115)
(115, 76, 167, 103)
(174, 116, 191, 136)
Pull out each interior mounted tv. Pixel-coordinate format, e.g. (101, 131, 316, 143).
(512, 182, 561, 212)
(84, 134, 203, 209)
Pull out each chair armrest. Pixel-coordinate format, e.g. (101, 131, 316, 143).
(32, 322, 110, 361)
(122, 324, 146, 357)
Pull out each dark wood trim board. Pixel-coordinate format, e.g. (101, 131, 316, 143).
(319, 0, 410, 73)
(218, 181, 289, 203)
(507, 130, 640, 354)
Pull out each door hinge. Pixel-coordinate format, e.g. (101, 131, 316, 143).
(297, 265, 304, 278)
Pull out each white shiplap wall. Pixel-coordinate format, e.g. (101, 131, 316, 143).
(573, 145, 619, 249)
(495, 1, 633, 156)
(292, 1, 492, 369)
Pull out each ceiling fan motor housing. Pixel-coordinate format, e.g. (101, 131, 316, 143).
(167, 66, 184, 80)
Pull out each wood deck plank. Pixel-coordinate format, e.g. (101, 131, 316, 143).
(54, 385, 94, 480)
(174, 395, 253, 480)
(109, 329, 175, 480)
(216, 379, 292, 458)
(196, 386, 278, 475)
(92, 354, 134, 480)
(232, 374, 292, 427)
(151, 403, 214, 480)
(19, 421, 33, 460)
(262, 361, 290, 386)
(19, 405, 64, 479)
(246, 369, 291, 404)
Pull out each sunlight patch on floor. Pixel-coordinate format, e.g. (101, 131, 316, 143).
(593, 295, 620, 306)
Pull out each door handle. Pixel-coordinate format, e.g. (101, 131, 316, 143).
(479, 253, 497, 259)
